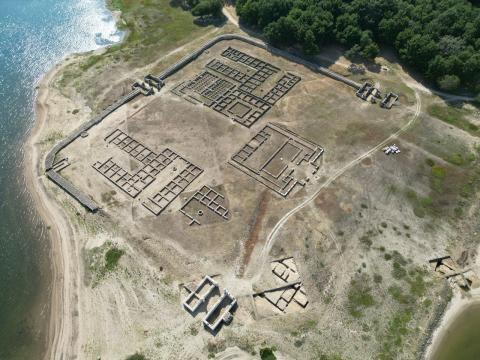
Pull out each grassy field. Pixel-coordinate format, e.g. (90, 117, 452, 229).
(106, 0, 215, 65)
(427, 103, 480, 137)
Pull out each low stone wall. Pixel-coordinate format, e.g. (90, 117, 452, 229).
(46, 170, 99, 212)
(45, 89, 141, 171)
(44, 89, 141, 211)
(156, 34, 361, 90)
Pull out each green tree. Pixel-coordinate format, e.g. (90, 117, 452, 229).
(192, 0, 222, 17)
(264, 16, 297, 46)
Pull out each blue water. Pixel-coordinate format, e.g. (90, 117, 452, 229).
(0, 1, 120, 358)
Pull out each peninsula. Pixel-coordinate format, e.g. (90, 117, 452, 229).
(27, 1, 480, 359)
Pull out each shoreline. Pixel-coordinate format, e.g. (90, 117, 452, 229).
(23, 23, 221, 359)
(24, 4, 127, 358)
(424, 287, 480, 359)
(25, 58, 82, 360)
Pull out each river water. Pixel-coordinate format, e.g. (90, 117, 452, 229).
(0, 1, 120, 358)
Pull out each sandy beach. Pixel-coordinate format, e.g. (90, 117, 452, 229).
(25, 59, 80, 360)
(424, 283, 480, 359)
(425, 290, 480, 359)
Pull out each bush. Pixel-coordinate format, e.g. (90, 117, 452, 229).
(192, 0, 222, 17)
(447, 153, 465, 166)
(392, 262, 407, 279)
(126, 353, 147, 360)
(260, 347, 277, 360)
(425, 158, 435, 167)
(431, 165, 446, 179)
(437, 75, 461, 92)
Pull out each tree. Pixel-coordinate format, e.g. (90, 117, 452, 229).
(191, 0, 222, 17)
(437, 75, 461, 91)
(361, 42, 379, 60)
(264, 16, 297, 46)
(399, 34, 438, 72)
(302, 29, 319, 54)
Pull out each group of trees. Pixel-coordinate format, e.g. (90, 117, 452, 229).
(236, 0, 480, 92)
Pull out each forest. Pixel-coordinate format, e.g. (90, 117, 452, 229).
(235, 0, 480, 93)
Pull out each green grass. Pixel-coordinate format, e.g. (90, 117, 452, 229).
(405, 189, 434, 218)
(80, 54, 102, 71)
(427, 104, 479, 136)
(407, 270, 427, 297)
(444, 152, 476, 166)
(431, 165, 446, 179)
(388, 285, 412, 304)
(347, 274, 375, 318)
(85, 243, 125, 286)
(105, 0, 214, 66)
(378, 309, 413, 359)
(105, 247, 125, 271)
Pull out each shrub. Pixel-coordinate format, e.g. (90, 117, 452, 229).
(260, 347, 277, 360)
(105, 247, 125, 271)
(192, 0, 222, 17)
(437, 75, 460, 92)
(425, 158, 435, 167)
(126, 353, 147, 360)
(347, 274, 375, 318)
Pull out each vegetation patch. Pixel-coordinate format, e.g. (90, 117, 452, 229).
(59, 0, 214, 102)
(405, 190, 432, 218)
(378, 308, 413, 359)
(40, 131, 64, 146)
(347, 274, 375, 318)
(107, 0, 214, 66)
(388, 285, 412, 305)
(315, 353, 344, 360)
(105, 247, 125, 271)
(427, 104, 479, 136)
(260, 347, 277, 360)
(85, 242, 125, 286)
(125, 354, 147, 360)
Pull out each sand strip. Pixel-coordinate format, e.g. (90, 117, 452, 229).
(25, 60, 81, 360)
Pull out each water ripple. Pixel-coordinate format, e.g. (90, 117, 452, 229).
(0, 0, 121, 356)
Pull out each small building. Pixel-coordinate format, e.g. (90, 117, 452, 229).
(203, 290, 237, 332)
(182, 276, 218, 314)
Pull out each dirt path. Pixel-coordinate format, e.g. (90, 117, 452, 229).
(222, 6, 238, 27)
(254, 88, 422, 280)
